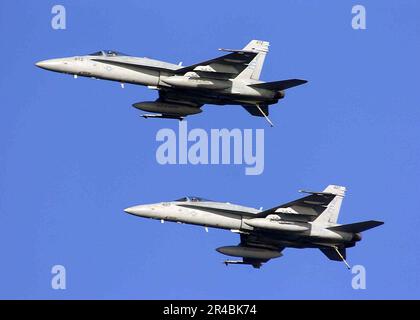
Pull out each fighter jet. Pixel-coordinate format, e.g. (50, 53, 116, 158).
(35, 40, 307, 126)
(125, 185, 383, 269)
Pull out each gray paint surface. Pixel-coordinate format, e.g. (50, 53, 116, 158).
(125, 186, 383, 269)
(36, 41, 307, 125)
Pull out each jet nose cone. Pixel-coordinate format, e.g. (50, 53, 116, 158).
(124, 204, 157, 218)
(124, 206, 137, 215)
(35, 60, 50, 69)
(35, 59, 65, 71)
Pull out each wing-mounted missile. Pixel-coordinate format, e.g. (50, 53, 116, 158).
(223, 259, 263, 269)
(141, 113, 184, 120)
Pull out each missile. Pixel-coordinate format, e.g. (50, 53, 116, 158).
(244, 218, 309, 232)
(133, 101, 202, 117)
(223, 260, 247, 266)
(216, 245, 282, 260)
(141, 113, 184, 120)
(161, 76, 231, 90)
(223, 259, 263, 269)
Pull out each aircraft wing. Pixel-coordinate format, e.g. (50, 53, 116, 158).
(236, 234, 285, 268)
(156, 90, 203, 108)
(173, 51, 258, 77)
(255, 192, 337, 219)
(240, 234, 285, 251)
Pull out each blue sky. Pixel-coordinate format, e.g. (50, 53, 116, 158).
(0, 0, 419, 299)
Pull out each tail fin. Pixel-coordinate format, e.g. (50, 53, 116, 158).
(236, 40, 269, 80)
(313, 185, 346, 224)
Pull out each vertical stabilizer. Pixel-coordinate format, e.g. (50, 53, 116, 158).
(236, 40, 269, 80)
(314, 185, 346, 224)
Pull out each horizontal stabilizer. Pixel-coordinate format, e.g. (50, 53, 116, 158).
(249, 79, 307, 91)
(328, 220, 384, 233)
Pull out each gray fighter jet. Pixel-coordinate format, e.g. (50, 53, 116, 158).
(36, 40, 307, 126)
(125, 185, 383, 269)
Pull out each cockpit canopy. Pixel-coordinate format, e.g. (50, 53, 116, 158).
(89, 50, 129, 57)
(174, 196, 211, 202)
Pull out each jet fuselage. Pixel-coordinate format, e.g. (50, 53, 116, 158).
(124, 200, 360, 249)
(36, 41, 308, 124)
(128, 185, 382, 268)
(36, 53, 279, 106)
